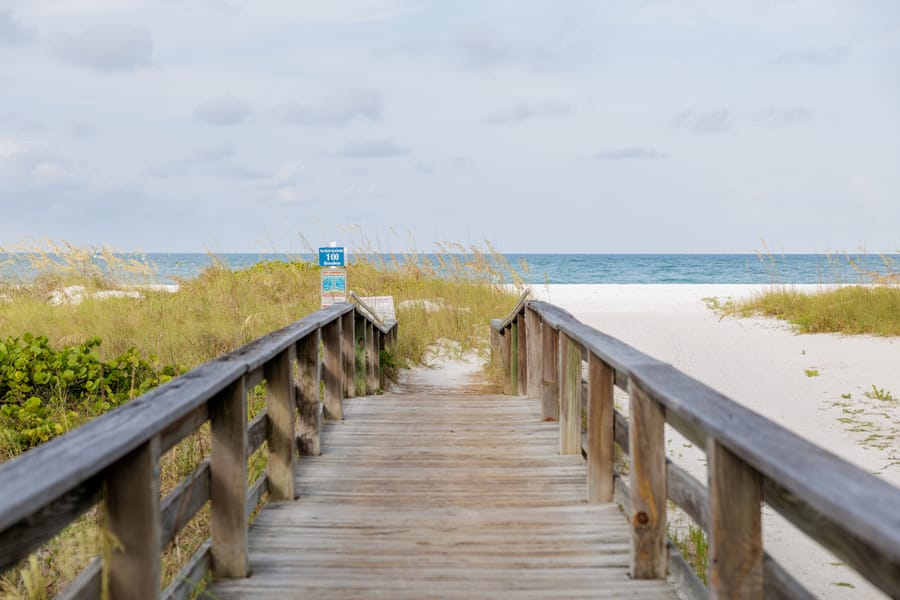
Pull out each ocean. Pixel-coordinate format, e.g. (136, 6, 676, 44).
(2, 252, 889, 286)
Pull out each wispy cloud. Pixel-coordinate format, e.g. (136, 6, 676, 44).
(772, 45, 849, 66)
(335, 139, 409, 158)
(274, 86, 382, 126)
(593, 147, 668, 160)
(0, 112, 44, 132)
(149, 143, 240, 178)
(484, 99, 573, 124)
(194, 96, 252, 126)
(673, 109, 733, 134)
(751, 107, 812, 128)
(54, 24, 153, 71)
(0, 10, 35, 46)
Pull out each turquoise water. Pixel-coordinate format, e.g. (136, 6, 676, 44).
(4, 253, 893, 285)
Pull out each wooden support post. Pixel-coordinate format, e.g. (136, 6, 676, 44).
(709, 439, 763, 599)
(322, 317, 343, 420)
(378, 329, 386, 388)
(365, 321, 377, 394)
(629, 382, 667, 579)
(525, 309, 542, 400)
(341, 310, 355, 399)
(264, 347, 296, 501)
(104, 436, 161, 599)
(355, 313, 366, 396)
(587, 353, 614, 503)
(516, 312, 527, 395)
(296, 329, 321, 456)
(490, 326, 500, 363)
(509, 320, 519, 395)
(558, 332, 581, 454)
(500, 330, 511, 395)
(210, 376, 248, 578)
(541, 325, 559, 420)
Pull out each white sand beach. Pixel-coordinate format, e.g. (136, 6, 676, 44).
(527, 284, 899, 599)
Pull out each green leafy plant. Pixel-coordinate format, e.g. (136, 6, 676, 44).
(864, 385, 896, 402)
(805, 368, 819, 378)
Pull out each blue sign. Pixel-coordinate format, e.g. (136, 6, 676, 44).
(318, 247, 345, 267)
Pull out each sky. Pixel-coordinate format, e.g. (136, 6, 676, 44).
(1, 0, 898, 254)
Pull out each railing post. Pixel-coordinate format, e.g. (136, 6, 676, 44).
(541, 324, 559, 420)
(322, 317, 343, 420)
(525, 308, 542, 401)
(355, 312, 366, 396)
(297, 329, 321, 456)
(365, 320, 377, 394)
(709, 439, 763, 598)
(210, 376, 248, 578)
(341, 310, 356, 399)
(558, 332, 581, 454)
(104, 436, 161, 599)
(509, 319, 519, 395)
(587, 353, 614, 503)
(265, 347, 296, 501)
(516, 312, 527, 395)
(500, 329, 511, 394)
(629, 381, 666, 579)
(378, 328, 386, 388)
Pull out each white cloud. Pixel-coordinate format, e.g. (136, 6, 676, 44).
(0, 139, 78, 187)
(593, 148, 668, 160)
(54, 24, 153, 71)
(0, 10, 35, 45)
(752, 107, 812, 128)
(149, 143, 237, 178)
(274, 86, 382, 127)
(194, 96, 252, 126)
(0, 113, 44, 132)
(335, 139, 409, 158)
(674, 109, 733, 134)
(484, 99, 573, 124)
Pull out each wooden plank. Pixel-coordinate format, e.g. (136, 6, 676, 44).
(57, 557, 101, 600)
(161, 460, 210, 549)
(629, 382, 666, 579)
(104, 436, 161, 600)
(366, 321, 377, 394)
(246, 474, 269, 519)
(162, 540, 211, 600)
(525, 309, 542, 400)
(354, 313, 367, 397)
(160, 404, 208, 454)
(322, 317, 343, 420)
(708, 438, 762, 599)
(209, 376, 248, 578)
(516, 312, 528, 395)
(246, 411, 267, 458)
(667, 543, 707, 600)
(296, 329, 321, 456)
(587, 352, 614, 503)
(341, 311, 356, 398)
(541, 324, 559, 420)
(558, 332, 581, 455)
(509, 319, 519, 395)
(265, 347, 296, 501)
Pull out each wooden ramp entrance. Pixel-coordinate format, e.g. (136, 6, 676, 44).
(205, 382, 678, 599)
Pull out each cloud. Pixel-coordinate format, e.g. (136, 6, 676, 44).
(54, 24, 153, 71)
(67, 122, 99, 139)
(194, 96, 252, 126)
(593, 147, 668, 160)
(149, 143, 237, 178)
(484, 99, 573, 124)
(413, 162, 435, 175)
(773, 45, 849, 66)
(0, 113, 44, 132)
(274, 86, 382, 126)
(0, 10, 35, 45)
(751, 107, 812, 128)
(0, 139, 79, 188)
(335, 139, 409, 158)
(343, 184, 391, 198)
(673, 109, 733, 134)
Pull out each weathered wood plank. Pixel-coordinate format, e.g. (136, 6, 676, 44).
(542, 324, 559, 420)
(525, 308, 542, 400)
(558, 332, 581, 454)
(516, 312, 528, 396)
(365, 321, 377, 394)
(341, 311, 355, 398)
(629, 382, 667, 579)
(160, 404, 208, 454)
(354, 313, 366, 397)
(265, 347, 296, 501)
(162, 540, 211, 600)
(209, 377, 248, 578)
(587, 352, 614, 503)
(104, 436, 161, 599)
(57, 557, 101, 600)
(708, 439, 762, 598)
(246, 411, 267, 458)
(509, 319, 519, 395)
(322, 318, 343, 420)
(296, 328, 321, 456)
(161, 460, 210, 550)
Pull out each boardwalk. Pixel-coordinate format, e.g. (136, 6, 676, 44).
(205, 370, 678, 599)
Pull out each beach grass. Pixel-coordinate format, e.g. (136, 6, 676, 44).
(0, 239, 522, 597)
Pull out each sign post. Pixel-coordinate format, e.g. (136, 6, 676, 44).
(319, 244, 347, 308)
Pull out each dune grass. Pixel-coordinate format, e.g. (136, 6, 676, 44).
(0, 240, 522, 598)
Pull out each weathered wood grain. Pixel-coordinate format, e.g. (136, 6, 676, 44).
(516, 312, 528, 395)
(163, 540, 211, 600)
(57, 557, 100, 600)
(265, 347, 296, 501)
(341, 311, 355, 398)
(296, 328, 321, 456)
(104, 436, 161, 599)
(354, 313, 366, 396)
(161, 460, 210, 550)
(509, 319, 519, 395)
(322, 318, 343, 420)
(246, 411, 267, 458)
(525, 309, 542, 400)
(558, 332, 581, 454)
(541, 324, 559, 420)
(587, 352, 614, 503)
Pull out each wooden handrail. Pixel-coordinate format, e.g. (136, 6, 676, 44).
(492, 298, 900, 598)
(0, 302, 397, 599)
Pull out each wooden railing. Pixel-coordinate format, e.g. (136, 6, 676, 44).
(492, 300, 900, 599)
(0, 302, 397, 600)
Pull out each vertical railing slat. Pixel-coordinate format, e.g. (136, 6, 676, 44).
(341, 311, 356, 399)
(509, 319, 519, 395)
(322, 317, 343, 420)
(264, 347, 296, 501)
(104, 436, 161, 599)
(516, 312, 528, 395)
(525, 309, 542, 401)
(210, 376, 248, 578)
(587, 353, 614, 503)
(297, 329, 321, 456)
(558, 332, 581, 454)
(541, 325, 560, 420)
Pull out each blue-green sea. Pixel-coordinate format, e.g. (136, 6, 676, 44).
(3, 253, 893, 286)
